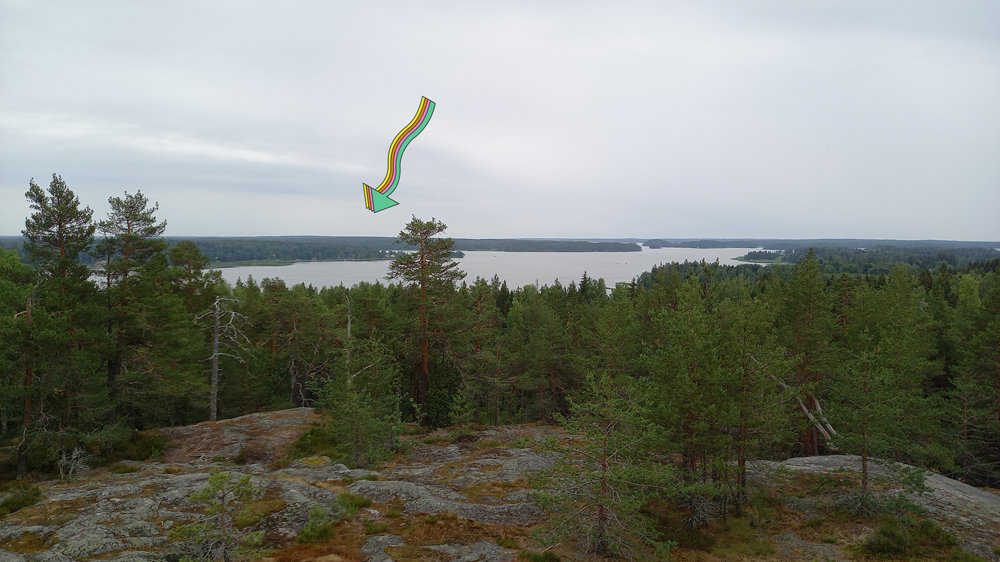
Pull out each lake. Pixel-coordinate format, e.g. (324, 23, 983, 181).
(216, 246, 757, 290)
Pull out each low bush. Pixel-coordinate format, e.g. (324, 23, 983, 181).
(0, 485, 42, 517)
(288, 426, 340, 461)
(864, 515, 956, 556)
(296, 506, 336, 544)
(115, 431, 169, 462)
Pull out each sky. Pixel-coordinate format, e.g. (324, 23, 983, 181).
(1, 1, 998, 241)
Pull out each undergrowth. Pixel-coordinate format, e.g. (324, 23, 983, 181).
(519, 552, 560, 562)
(115, 431, 170, 462)
(863, 514, 955, 555)
(0, 484, 42, 517)
(288, 426, 340, 461)
(338, 492, 372, 518)
(296, 506, 337, 544)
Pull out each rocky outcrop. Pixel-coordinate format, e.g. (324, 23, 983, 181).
(6, 410, 1000, 562)
(752, 455, 1000, 561)
(0, 411, 562, 562)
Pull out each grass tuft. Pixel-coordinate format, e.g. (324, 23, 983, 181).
(338, 492, 372, 518)
(363, 519, 389, 534)
(496, 537, 519, 549)
(108, 462, 140, 474)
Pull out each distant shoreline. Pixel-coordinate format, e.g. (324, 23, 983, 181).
(207, 257, 392, 269)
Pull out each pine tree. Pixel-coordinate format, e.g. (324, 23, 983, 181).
(96, 191, 168, 424)
(453, 278, 513, 425)
(833, 267, 944, 493)
(507, 284, 567, 424)
(169, 240, 223, 314)
(716, 283, 795, 493)
(387, 216, 465, 422)
(780, 249, 837, 455)
(18, 175, 105, 471)
(23, 175, 96, 284)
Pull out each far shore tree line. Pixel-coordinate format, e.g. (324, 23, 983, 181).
(2, 175, 1000, 553)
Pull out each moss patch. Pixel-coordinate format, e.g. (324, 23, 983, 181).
(6, 497, 87, 526)
(234, 490, 287, 530)
(385, 544, 449, 562)
(0, 532, 58, 554)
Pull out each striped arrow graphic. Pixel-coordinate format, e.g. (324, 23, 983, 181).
(364, 96, 436, 212)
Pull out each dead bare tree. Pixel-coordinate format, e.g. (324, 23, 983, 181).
(196, 296, 250, 421)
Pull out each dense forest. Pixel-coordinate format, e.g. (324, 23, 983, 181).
(3, 176, 1000, 556)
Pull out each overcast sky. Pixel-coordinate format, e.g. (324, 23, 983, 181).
(1, 1, 998, 241)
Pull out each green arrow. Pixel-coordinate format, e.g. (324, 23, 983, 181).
(363, 183, 399, 212)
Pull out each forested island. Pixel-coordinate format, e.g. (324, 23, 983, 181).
(3, 177, 1000, 560)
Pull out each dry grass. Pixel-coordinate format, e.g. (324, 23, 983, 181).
(982, 487, 1000, 499)
(459, 480, 525, 502)
(385, 544, 450, 561)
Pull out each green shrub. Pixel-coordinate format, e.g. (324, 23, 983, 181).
(0, 485, 42, 517)
(864, 515, 956, 556)
(288, 426, 340, 461)
(510, 435, 535, 449)
(116, 431, 169, 461)
(835, 491, 886, 518)
(296, 506, 336, 544)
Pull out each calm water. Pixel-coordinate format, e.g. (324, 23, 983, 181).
(216, 247, 756, 290)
